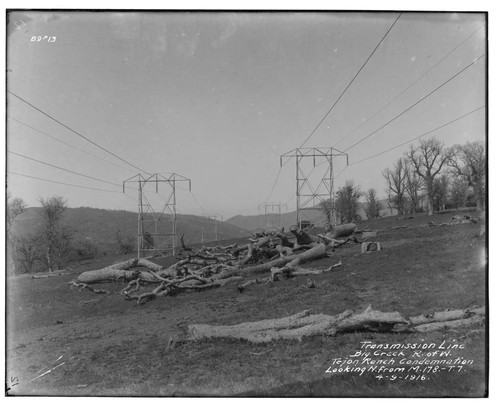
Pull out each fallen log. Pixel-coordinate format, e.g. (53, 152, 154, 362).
(188, 310, 353, 343)
(335, 305, 407, 333)
(232, 236, 271, 257)
(237, 276, 269, 292)
(77, 258, 163, 284)
(411, 315, 484, 333)
(290, 225, 315, 245)
(270, 262, 342, 281)
(242, 243, 327, 276)
(241, 243, 255, 265)
(70, 281, 110, 294)
(32, 272, 71, 279)
(187, 305, 485, 343)
(275, 232, 294, 248)
(409, 307, 485, 326)
(324, 223, 357, 238)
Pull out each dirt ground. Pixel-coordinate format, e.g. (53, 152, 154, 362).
(5, 211, 487, 397)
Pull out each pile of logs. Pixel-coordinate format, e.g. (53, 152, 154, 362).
(71, 224, 358, 304)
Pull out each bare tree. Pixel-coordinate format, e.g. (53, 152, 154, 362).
(6, 193, 27, 274)
(448, 141, 486, 212)
(14, 233, 42, 273)
(450, 176, 470, 210)
(406, 138, 455, 215)
(336, 180, 362, 223)
(382, 158, 407, 215)
(433, 174, 450, 212)
(403, 159, 423, 214)
(7, 193, 27, 233)
(39, 196, 72, 272)
(363, 188, 382, 219)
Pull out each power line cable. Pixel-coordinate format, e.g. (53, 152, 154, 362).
(8, 116, 136, 173)
(343, 53, 485, 152)
(348, 105, 485, 167)
(7, 90, 149, 174)
(8, 150, 134, 189)
(298, 12, 402, 148)
(8, 171, 123, 194)
(333, 25, 485, 148)
(334, 166, 348, 180)
(188, 189, 210, 216)
(264, 166, 283, 204)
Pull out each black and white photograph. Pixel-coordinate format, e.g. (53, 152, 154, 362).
(5, 4, 488, 397)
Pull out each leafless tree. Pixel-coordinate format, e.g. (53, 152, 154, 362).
(450, 176, 470, 210)
(448, 141, 485, 212)
(403, 159, 423, 214)
(39, 196, 72, 272)
(382, 158, 408, 215)
(7, 193, 26, 234)
(336, 180, 362, 223)
(433, 174, 451, 212)
(406, 138, 455, 215)
(6, 193, 27, 274)
(14, 233, 42, 273)
(363, 188, 382, 219)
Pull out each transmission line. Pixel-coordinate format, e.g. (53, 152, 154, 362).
(264, 166, 283, 204)
(348, 105, 485, 167)
(344, 53, 485, 152)
(333, 25, 485, 148)
(298, 12, 402, 148)
(189, 190, 211, 216)
(8, 150, 133, 189)
(8, 171, 123, 194)
(8, 116, 136, 173)
(7, 90, 149, 174)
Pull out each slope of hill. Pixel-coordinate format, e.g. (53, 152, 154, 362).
(226, 199, 395, 232)
(9, 207, 248, 254)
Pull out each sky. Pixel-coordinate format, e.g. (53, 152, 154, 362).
(6, 10, 486, 219)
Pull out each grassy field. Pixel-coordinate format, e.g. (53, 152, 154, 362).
(6, 211, 487, 397)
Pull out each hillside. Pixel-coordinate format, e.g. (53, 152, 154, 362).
(9, 207, 248, 254)
(226, 199, 395, 232)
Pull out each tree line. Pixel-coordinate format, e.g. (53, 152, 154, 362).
(6, 194, 140, 274)
(320, 137, 485, 223)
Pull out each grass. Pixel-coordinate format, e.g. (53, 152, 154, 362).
(5, 211, 487, 397)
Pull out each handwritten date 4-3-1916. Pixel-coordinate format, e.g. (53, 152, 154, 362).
(31, 36, 56, 43)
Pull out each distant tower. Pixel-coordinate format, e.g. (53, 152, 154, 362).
(201, 214, 223, 243)
(280, 147, 348, 227)
(258, 202, 287, 230)
(123, 173, 191, 258)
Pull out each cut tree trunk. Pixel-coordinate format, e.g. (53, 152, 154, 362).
(408, 307, 485, 326)
(411, 315, 484, 332)
(270, 262, 342, 281)
(330, 223, 357, 238)
(241, 243, 327, 276)
(188, 305, 485, 343)
(188, 310, 353, 343)
(77, 258, 164, 284)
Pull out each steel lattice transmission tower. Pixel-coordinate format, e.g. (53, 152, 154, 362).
(201, 214, 223, 243)
(280, 147, 348, 227)
(123, 173, 191, 258)
(258, 202, 287, 230)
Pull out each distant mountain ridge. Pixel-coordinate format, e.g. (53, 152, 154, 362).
(225, 198, 394, 232)
(9, 206, 248, 254)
